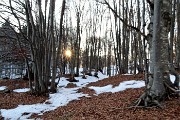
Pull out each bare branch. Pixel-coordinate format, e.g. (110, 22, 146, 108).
(96, 0, 147, 39)
(146, 0, 154, 9)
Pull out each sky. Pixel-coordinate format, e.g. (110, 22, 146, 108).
(0, 0, 149, 41)
(0, 71, 177, 120)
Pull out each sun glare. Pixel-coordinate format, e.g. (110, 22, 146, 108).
(65, 49, 72, 58)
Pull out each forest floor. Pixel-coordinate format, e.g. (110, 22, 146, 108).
(0, 74, 180, 120)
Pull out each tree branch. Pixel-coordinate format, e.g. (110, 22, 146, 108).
(146, 0, 154, 9)
(96, 0, 147, 39)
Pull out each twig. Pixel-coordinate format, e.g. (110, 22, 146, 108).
(109, 107, 124, 112)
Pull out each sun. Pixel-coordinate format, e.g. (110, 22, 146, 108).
(65, 49, 72, 58)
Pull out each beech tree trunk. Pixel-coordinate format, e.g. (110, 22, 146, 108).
(176, 0, 180, 68)
(136, 0, 179, 107)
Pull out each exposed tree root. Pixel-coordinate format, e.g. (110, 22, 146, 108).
(128, 67, 180, 109)
(129, 83, 178, 109)
(128, 93, 164, 110)
(153, 100, 163, 109)
(131, 92, 146, 106)
(164, 81, 180, 93)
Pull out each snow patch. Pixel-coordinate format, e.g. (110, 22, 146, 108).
(13, 88, 30, 93)
(89, 80, 145, 95)
(0, 86, 7, 91)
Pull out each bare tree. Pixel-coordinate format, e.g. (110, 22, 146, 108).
(169, 0, 176, 64)
(96, 0, 179, 107)
(133, 0, 179, 107)
(175, 0, 180, 69)
(0, 0, 67, 94)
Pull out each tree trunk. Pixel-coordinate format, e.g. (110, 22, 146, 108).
(135, 0, 179, 107)
(175, 0, 180, 68)
(169, 0, 176, 64)
(137, 0, 143, 74)
(50, 0, 57, 93)
(50, 0, 66, 92)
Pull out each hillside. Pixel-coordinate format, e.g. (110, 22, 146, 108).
(0, 74, 179, 120)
